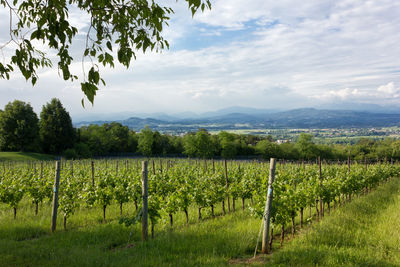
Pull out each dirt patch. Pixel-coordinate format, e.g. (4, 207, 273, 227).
(229, 254, 270, 265)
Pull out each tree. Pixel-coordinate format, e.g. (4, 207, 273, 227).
(183, 132, 197, 157)
(219, 131, 237, 159)
(128, 131, 139, 153)
(106, 122, 130, 153)
(152, 131, 171, 155)
(0, 100, 39, 151)
(255, 140, 281, 159)
(279, 142, 299, 160)
(0, 0, 211, 104)
(196, 129, 214, 159)
(79, 125, 107, 155)
(138, 126, 154, 157)
(294, 133, 318, 160)
(39, 98, 75, 154)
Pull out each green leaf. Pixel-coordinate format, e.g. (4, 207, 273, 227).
(81, 82, 98, 105)
(106, 41, 112, 51)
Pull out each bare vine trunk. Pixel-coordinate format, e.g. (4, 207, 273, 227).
(184, 208, 189, 224)
(151, 221, 155, 238)
(269, 226, 274, 252)
(291, 212, 296, 237)
(300, 207, 304, 228)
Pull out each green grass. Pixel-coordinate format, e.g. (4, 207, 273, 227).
(0, 152, 55, 161)
(0, 199, 261, 266)
(265, 177, 400, 266)
(1, 179, 400, 266)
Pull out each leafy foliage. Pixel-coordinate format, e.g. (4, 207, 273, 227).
(39, 98, 75, 154)
(0, 0, 211, 103)
(0, 100, 39, 151)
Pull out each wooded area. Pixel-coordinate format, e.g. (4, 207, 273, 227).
(1, 99, 400, 161)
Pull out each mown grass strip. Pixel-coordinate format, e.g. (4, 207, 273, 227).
(266, 177, 400, 266)
(0, 152, 55, 161)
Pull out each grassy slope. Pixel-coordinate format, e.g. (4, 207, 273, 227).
(0, 201, 260, 267)
(267, 177, 400, 266)
(0, 152, 55, 161)
(1, 178, 400, 266)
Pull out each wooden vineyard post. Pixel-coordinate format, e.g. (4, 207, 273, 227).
(51, 161, 61, 232)
(348, 156, 351, 201)
(142, 161, 149, 241)
(70, 160, 74, 176)
(319, 157, 323, 217)
(40, 161, 44, 179)
(91, 161, 95, 186)
(225, 159, 230, 212)
(212, 159, 215, 174)
(261, 158, 276, 254)
(347, 156, 351, 173)
(365, 157, 368, 193)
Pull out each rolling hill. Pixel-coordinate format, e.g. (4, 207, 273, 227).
(74, 108, 400, 132)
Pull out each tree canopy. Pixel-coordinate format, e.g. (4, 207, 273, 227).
(0, 0, 211, 104)
(39, 98, 75, 154)
(0, 100, 39, 151)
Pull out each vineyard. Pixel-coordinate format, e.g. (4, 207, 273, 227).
(0, 158, 399, 265)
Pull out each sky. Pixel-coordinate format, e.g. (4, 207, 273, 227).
(0, 0, 400, 120)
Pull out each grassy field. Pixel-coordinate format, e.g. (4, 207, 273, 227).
(264, 176, 400, 266)
(0, 152, 55, 162)
(1, 177, 399, 266)
(0, 200, 261, 266)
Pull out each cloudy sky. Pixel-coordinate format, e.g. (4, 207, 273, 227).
(0, 0, 400, 119)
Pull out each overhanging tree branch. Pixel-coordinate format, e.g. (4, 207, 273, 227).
(0, 0, 211, 105)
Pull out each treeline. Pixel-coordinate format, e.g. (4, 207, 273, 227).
(1, 99, 400, 161)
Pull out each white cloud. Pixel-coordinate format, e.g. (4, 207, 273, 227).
(1, 0, 400, 117)
(377, 82, 397, 95)
(313, 82, 400, 103)
(312, 88, 362, 100)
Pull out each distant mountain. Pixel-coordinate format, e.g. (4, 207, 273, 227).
(200, 106, 280, 118)
(261, 108, 400, 128)
(73, 107, 400, 132)
(315, 102, 400, 114)
(71, 106, 281, 122)
(71, 111, 178, 123)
